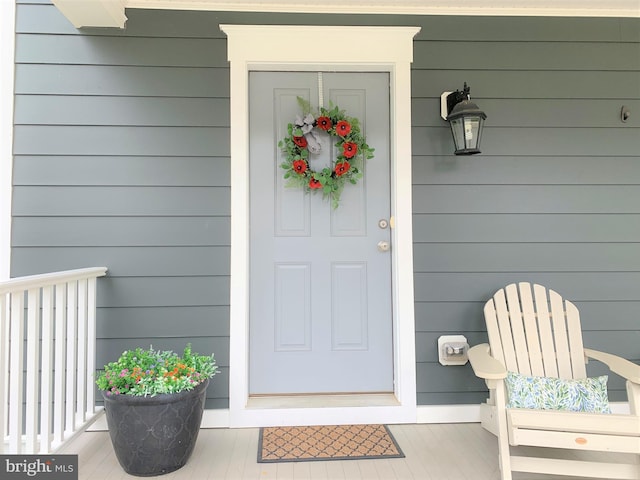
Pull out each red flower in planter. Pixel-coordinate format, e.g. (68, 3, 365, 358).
(342, 142, 358, 159)
(316, 116, 332, 131)
(292, 159, 307, 175)
(335, 120, 351, 137)
(334, 162, 351, 177)
(293, 136, 308, 148)
(309, 178, 322, 189)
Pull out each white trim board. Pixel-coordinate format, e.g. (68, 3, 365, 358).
(89, 406, 480, 430)
(51, 2, 640, 30)
(126, 1, 640, 18)
(0, 0, 15, 281)
(221, 24, 420, 428)
(88, 402, 632, 430)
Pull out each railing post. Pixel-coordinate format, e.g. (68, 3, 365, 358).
(86, 277, 98, 417)
(77, 279, 88, 424)
(0, 294, 7, 454)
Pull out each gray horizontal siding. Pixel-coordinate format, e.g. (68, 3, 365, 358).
(412, 157, 640, 184)
(414, 244, 640, 272)
(413, 185, 640, 213)
(413, 214, 640, 242)
(11, 3, 640, 409)
(12, 217, 230, 246)
(413, 41, 640, 71)
(97, 306, 230, 338)
(15, 35, 228, 67)
(11, 246, 231, 277)
(12, 157, 230, 186)
(14, 97, 230, 126)
(14, 65, 230, 96)
(14, 126, 229, 156)
(12, 186, 230, 215)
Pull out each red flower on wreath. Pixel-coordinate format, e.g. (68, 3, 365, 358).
(292, 159, 307, 175)
(335, 120, 351, 137)
(316, 116, 332, 131)
(342, 142, 358, 159)
(309, 178, 322, 189)
(334, 162, 351, 177)
(293, 136, 308, 148)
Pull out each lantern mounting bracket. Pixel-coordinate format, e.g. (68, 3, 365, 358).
(440, 83, 471, 120)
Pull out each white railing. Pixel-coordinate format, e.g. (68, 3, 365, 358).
(0, 267, 108, 454)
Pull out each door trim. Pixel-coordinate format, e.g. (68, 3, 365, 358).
(222, 24, 420, 427)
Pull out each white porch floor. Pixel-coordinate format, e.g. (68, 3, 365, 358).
(57, 423, 631, 480)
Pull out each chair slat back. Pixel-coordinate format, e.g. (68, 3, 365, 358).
(484, 282, 587, 379)
(533, 284, 558, 377)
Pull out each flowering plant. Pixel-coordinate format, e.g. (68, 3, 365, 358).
(279, 98, 375, 208)
(96, 344, 218, 396)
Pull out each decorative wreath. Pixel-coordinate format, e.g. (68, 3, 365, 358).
(279, 98, 375, 208)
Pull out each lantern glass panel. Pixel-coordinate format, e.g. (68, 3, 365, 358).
(449, 114, 485, 155)
(463, 117, 480, 149)
(450, 117, 466, 151)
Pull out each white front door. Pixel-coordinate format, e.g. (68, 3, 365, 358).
(248, 71, 392, 395)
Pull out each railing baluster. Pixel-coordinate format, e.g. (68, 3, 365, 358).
(0, 268, 107, 454)
(65, 280, 77, 434)
(40, 285, 54, 453)
(25, 288, 40, 453)
(9, 292, 24, 453)
(53, 282, 67, 446)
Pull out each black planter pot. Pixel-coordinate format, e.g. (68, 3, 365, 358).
(101, 379, 208, 476)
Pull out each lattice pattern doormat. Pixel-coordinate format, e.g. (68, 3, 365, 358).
(257, 424, 405, 463)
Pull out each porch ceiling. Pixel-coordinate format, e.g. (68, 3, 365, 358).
(53, 0, 640, 29)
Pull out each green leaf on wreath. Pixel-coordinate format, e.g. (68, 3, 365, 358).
(296, 97, 313, 115)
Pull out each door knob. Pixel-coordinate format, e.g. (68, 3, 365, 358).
(377, 241, 390, 252)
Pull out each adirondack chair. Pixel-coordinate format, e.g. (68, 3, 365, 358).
(468, 282, 640, 480)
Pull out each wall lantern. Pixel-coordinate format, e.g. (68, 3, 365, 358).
(440, 83, 487, 155)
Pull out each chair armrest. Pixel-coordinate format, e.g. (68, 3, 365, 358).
(584, 348, 640, 384)
(468, 344, 507, 380)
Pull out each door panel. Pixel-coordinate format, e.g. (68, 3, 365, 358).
(249, 71, 391, 394)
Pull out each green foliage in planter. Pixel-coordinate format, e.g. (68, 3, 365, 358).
(96, 344, 218, 396)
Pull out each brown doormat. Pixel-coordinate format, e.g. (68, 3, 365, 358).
(257, 424, 405, 463)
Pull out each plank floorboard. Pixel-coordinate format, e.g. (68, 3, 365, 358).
(57, 423, 632, 480)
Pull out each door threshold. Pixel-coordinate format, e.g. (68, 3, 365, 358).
(246, 393, 399, 409)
